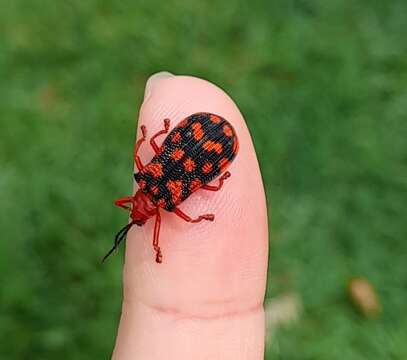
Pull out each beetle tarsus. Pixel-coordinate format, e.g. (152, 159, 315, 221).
(155, 247, 163, 263)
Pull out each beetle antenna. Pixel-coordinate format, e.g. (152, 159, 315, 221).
(102, 221, 135, 263)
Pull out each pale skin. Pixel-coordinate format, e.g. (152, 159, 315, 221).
(111, 72, 269, 360)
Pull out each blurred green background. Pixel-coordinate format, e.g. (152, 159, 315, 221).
(1, 0, 406, 359)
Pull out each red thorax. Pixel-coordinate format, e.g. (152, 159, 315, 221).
(129, 190, 157, 226)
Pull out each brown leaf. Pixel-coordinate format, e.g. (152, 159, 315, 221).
(348, 277, 381, 318)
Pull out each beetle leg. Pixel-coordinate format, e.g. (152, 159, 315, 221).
(201, 171, 231, 191)
(134, 125, 147, 171)
(114, 196, 133, 210)
(172, 207, 215, 223)
(149, 118, 170, 154)
(153, 210, 162, 263)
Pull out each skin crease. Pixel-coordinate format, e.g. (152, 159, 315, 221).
(112, 72, 269, 360)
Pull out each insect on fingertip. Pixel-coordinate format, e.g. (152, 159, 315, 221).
(112, 112, 238, 263)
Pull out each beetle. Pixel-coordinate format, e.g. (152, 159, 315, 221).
(103, 112, 239, 263)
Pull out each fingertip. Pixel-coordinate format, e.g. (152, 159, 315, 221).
(125, 74, 268, 306)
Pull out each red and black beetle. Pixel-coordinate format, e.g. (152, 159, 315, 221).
(103, 112, 239, 263)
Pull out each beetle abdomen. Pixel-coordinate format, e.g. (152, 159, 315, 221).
(134, 112, 239, 211)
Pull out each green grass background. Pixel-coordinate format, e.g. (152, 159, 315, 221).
(1, 0, 406, 359)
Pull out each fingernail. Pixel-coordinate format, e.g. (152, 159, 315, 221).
(144, 71, 174, 101)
